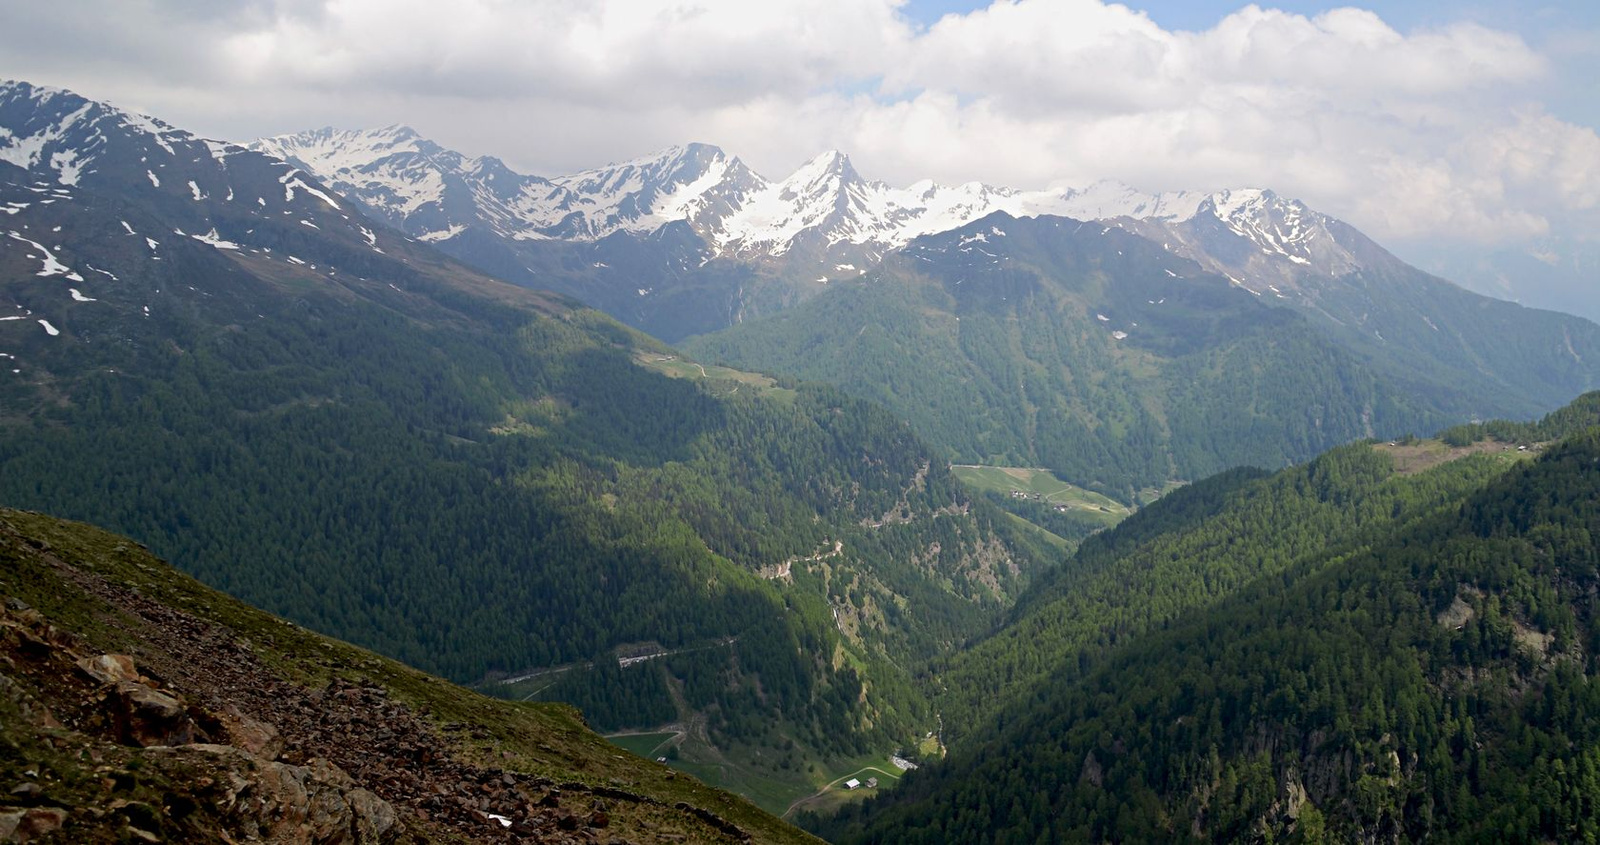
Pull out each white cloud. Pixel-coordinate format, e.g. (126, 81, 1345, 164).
(0, 0, 1595, 251)
(216, 0, 910, 107)
(854, 1, 1577, 245)
(1189, 7, 1544, 95)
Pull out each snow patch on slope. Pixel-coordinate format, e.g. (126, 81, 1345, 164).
(6, 232, 74, 277)
(192, 228, 240, 250)
(278, 168, 341, 210)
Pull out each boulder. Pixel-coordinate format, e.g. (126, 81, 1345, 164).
(75, 654, 140, 686)
(112, 680, 201, 747)
(216, 704, 284, 759)
(0, 807, 67, 842)
(346, 789, 399, 842)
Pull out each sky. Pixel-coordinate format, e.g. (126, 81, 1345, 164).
(2, 0, 1597, 264)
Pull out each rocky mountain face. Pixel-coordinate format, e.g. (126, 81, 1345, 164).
(0, 507, 816, 844)
(1108, 188, 1366, 291)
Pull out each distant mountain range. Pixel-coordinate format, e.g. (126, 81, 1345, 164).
(1413, 235, 1600, 325)
(683, 195, 1600, 491)
(253, 125, 1416, 342)
(7, 76, 1596, 491)
(253, 126, 1213, 263)
(250, 128, 1600, 406)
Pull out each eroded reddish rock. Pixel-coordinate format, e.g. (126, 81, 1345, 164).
(75, 653, 141, 686)
(112, 679, 202, 747)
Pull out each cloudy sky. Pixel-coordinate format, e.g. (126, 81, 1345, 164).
(3, 0, 1597, 264)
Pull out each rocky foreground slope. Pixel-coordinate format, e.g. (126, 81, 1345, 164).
(0, 508, 817, 844)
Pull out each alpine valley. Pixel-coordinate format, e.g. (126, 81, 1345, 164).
(4, 78, 1600, 845)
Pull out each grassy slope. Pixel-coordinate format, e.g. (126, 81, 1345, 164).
(951, 465, 1131, 524)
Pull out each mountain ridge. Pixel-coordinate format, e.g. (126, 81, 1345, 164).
(250, 125, 1316, 268)
(687, 206, 1600, 494)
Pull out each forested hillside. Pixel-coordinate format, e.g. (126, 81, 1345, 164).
(822, 397, 1600, 843)
(687, 214, 1455, 498)
(927, 392, 1600, 749)
(927, 445, 1506, 751)
(0, 223, 1037, 768)
(689, 212, 1600, 502)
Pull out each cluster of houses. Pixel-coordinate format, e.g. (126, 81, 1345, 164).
(842, 752, 923, 791)
(1009, 489, 1074, 513)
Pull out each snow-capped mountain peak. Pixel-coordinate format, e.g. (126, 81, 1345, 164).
(1195, 188, 1323, 265)
(1206, 186, 1270, 220)
(246, 123, 1380, 285)
(252, 125, 435, 176)
(1193, 187, 1358, 272)
(556, 142, 735, 198)
(249, 130, 773, 244)
(547, 142, 767, 238)
(1092, 185, 1373, 296)
(781, 150, 861, 194)
(0, 81, 354, 232)
(1047, 179, 1208, 223)
(716, 148, 983, 261)
(0, 81, 437, 358)
(250, 126, 492, 236)
(0, 80, 212, 187)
